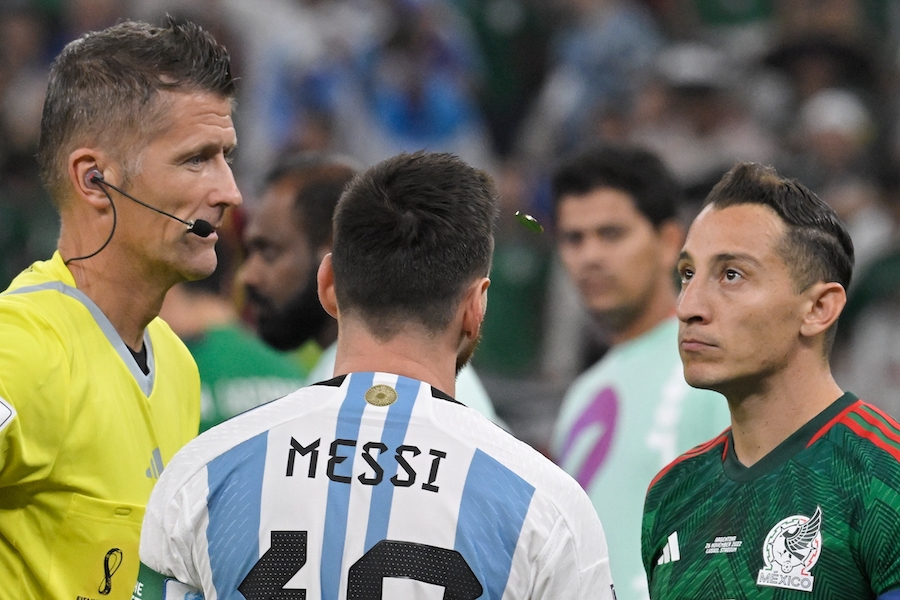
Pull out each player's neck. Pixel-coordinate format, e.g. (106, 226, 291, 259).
(332, 320, 458, 397)
(726, 363, 843, 467)
(315, 318, 338, 350)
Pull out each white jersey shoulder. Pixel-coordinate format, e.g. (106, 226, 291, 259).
(141, 372, 613, 600)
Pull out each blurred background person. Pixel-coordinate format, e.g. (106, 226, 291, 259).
(550, 143, 729, 599)
(238, 153, 356, 375)
(831, 160, 900, 417)
(783, 87, 891, 274)
(517, 0, 662, 165)
(628, 41, 778, 195)
(160, 233, 306, 432)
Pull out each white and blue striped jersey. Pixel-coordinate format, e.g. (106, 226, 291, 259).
(137, 372, 614, 600)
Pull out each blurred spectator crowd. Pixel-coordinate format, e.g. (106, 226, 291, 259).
(4, 0, 900, 445)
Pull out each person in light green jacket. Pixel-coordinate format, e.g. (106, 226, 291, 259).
(549, 144, 730, 600)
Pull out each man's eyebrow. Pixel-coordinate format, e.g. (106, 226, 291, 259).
(677, 251, 763, 268)
(712, 252, 763, 268)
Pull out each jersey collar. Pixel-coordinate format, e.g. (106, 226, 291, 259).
(723, 392, 859, 482)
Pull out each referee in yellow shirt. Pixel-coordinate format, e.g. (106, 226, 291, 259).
(0, 16, 241, 600)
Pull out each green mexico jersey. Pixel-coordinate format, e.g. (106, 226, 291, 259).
(642, 393, 900, 599)
(185, 324, 306, 432)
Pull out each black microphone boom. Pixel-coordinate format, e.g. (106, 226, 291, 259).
(89, 173, 214, 238)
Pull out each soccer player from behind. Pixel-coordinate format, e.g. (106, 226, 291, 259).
(137, 151, 615, 599)
(550, 144, 729, 599)
(642, 162, 900, 598)
(238, 151, 504, 425)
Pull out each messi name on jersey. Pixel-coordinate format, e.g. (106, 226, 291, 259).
(285, 436, 448, 492)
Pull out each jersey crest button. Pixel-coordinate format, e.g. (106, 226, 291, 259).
(365, 385, 398, 407)
(757, 505, 823, 593)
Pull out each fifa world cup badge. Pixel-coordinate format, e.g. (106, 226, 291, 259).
(757, 506, 823, 593)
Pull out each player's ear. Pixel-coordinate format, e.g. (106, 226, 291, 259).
(317, 253, 338, 319)
(461, 276, 490, 341)
(799, 281, 846, 339)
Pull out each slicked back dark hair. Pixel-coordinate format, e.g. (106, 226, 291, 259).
(263, 152, 361, 252)
(38, 15, 234, 203)
(551, 144, 683, 227)
(706, 162, 854, 291)
(332, 151, 499, 339)
(705, 163, 855, 352)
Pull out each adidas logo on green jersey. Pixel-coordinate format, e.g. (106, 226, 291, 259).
(657, 531, 680, 565)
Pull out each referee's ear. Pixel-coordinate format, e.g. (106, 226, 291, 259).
(317, 253, 339, 319)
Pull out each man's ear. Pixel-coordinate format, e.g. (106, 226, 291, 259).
(317, 253, 339, 318)
(461, 276, 490, 341)
(799, 281, 846, 339)
(70, 148, 114, 211)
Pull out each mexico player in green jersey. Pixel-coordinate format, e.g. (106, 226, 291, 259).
(642, 162, 900, 599)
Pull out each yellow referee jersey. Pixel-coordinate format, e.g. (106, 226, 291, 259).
(0, 252, 200, 600)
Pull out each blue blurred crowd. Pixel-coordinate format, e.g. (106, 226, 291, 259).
(4, 0, 900, 441)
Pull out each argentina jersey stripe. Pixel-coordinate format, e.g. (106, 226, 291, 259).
(321, 372, 374, 600)
(319, 373, 420, 598)
(362, 375, 419, 551)
(206, 432, 268, 597)
(455, 450, 535, 598)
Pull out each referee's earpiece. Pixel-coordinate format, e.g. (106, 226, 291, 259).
(78, 167, 216, 238)
(85, 168, 103, 187)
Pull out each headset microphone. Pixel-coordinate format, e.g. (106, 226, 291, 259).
(186, 219, 215, 237)
(65, 170, 215, 265)
(86, 170, 215, 237)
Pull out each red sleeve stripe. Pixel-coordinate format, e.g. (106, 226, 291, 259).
(807, 400, 862, 447)
(648, 430, 730, 491)
(849, 407, 900, 446)
(856, 403, 900, 436)
(837, 415, 900, 464)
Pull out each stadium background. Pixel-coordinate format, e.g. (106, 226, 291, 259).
(2, 0, 900, 446)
